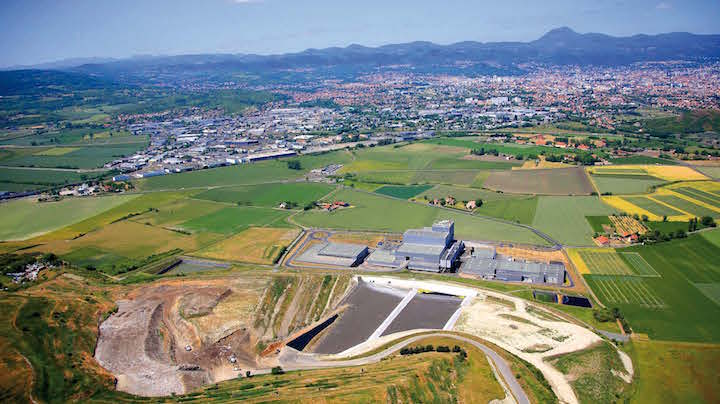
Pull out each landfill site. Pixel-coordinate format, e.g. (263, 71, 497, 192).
(93, 272, 622, 403)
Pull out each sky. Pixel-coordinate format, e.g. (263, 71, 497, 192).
(1, 0, 719, 67)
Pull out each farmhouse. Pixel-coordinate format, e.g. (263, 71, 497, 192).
(368, 220, 464, 272)
(297, 242, 369, 267)
(462, 247, 566, 285)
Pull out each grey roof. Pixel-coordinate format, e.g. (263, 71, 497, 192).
(396, 243, 446, 256)
(319, 242, 368, 258)
(366, 249, 400, 266)
(463, 256, 565, 281)
(296, 243, 364, 267)
(472, 247, 496, 259)
(403, 228, 448, 240)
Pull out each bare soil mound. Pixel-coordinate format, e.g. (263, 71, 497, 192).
(95, 279, 264, 396)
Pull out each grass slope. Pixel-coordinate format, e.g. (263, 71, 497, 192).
(0, 195, 137, 241)
(194, 182, 333, 207)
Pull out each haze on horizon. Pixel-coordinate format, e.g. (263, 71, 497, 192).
(1, 0, 719, 68)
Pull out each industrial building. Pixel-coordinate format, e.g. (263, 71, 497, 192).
(367, 220, 464, 272)
(461, 247, 565, 285)
(297, 242, 369, 267)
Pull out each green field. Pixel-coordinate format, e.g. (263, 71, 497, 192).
(586, 234, 720, 342)
(577, 250, 659, 277)
(586, 276, 666, 307)
(484, 167, 594, 195)
(578, 250, 634, 275)
(417, 185, 511, 202)
(620, 252, 660, 277)
(532, 196, 617, 246)
(426, 157, 521, 170)
(0, 194, 138, 240)
(585, 215, 612, 232)
(629, 340, 720, 404)
(294, 188, 549, 245)
(0, 167, 108, 192)
(39, 191, 194, 239)
(412, 170, 489, 186)
(477, 197, 538, 224)
(653, 194, 719, 217)
(351, 170, 416, 185)
(622, 196, 685, 217)
(672, 187, 720, 206)
(693, 165, 720, 179)
(424, 137, 570, 157)
(137, 151, 351, 190)
(340, 143, 517, 187)
(374, 184, 433, 199)
(590, 175, 665, 195)
(0, 143, 146, 169)
(702, 229, 720, 248)
(130, 198, 226, 226)
(180, 206, 289, 234)
(607, 155, 678, 165)
(194, 182, 334, 207)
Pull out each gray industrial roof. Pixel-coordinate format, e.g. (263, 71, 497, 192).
(396, 243, 446, 256)
(366, 249, 400, 266)
(472, 247, 497, 259)
(403, 228, 448, 240)
(463, 257, 564, 277)
(297, 243, 364, 267)
(319, 242, 368, 258)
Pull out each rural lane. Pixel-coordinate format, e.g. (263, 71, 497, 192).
(279, 332, 530, 404)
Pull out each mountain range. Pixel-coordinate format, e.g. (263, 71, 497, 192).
(4, 27, 720, 85)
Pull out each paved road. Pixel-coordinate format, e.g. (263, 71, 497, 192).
(279, 332, 530, 404)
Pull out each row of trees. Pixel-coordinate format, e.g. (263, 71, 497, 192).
(399, 344, 467, 358)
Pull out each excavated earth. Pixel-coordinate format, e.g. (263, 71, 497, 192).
(95, 275, 354, 396)
(95, 279, 265, 396)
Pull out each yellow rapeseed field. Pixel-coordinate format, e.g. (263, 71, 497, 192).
(567, 248, 591, 274)
(594, 164, 709, 181)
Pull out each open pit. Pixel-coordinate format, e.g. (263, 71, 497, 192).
(94, 279, 266, 396)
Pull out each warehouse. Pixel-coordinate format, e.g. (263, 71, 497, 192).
(367, 220, 464, 272)
(461, 247, 565, 285)
(296, 242, 369, 267)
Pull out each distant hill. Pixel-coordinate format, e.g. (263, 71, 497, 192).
(0, 69, 121, 96)
(643, 109, 720, 136)
(5, 28, 720, 85)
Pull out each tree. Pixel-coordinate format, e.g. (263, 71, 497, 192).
(271, 366, 284, 375)
(475, 199, 483, 208)
(287, 160, 302, 170)
(641, 214, 649, 222)
(701, 216, 717, 227)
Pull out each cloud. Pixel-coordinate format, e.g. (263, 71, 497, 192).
(656, 2, 672, 9)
